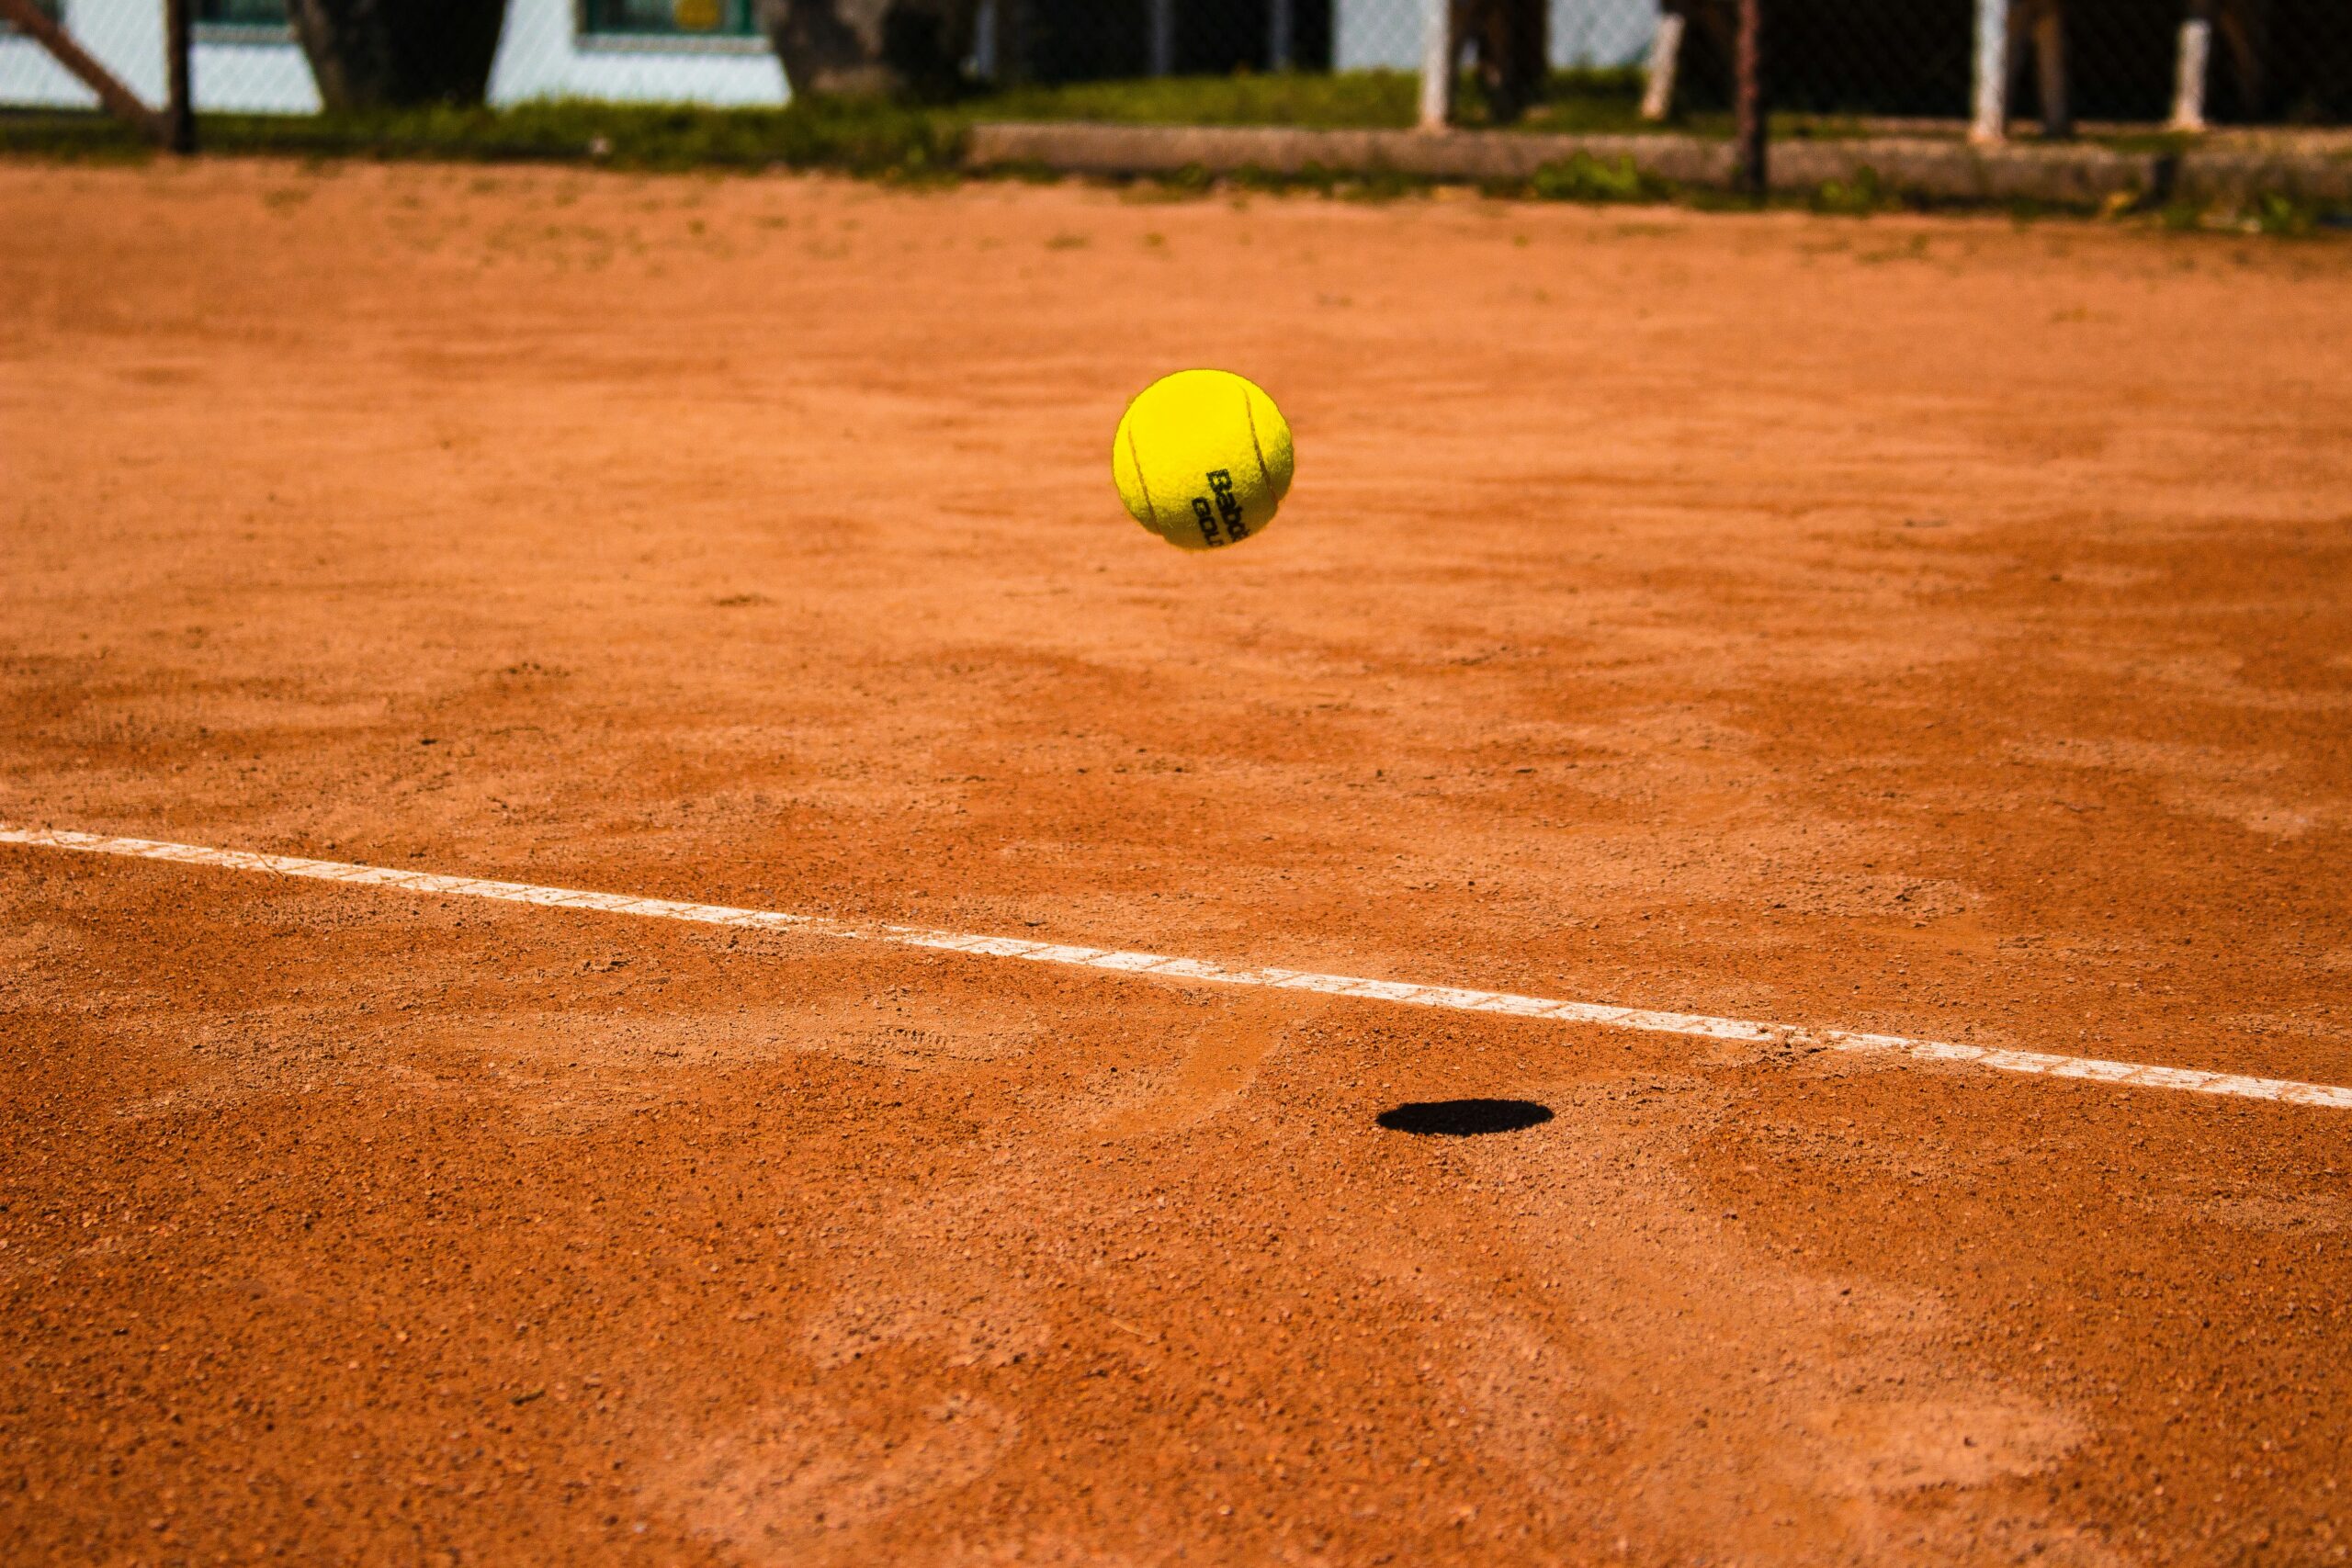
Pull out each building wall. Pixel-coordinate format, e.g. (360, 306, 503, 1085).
(1, 0, 790, 114)
(487, 0, 787, 107)
(0, 37, 87, 109)
(193, 31, 322, 113)
(1, 0, 165, 110)
(1334, 0, 1660, 73)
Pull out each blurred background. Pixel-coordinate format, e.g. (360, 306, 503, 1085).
(2, 0, 2346, 133)
(1005, 0, 2348, 124)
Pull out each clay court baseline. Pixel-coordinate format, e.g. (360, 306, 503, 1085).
(11, 823, 2346, 1112)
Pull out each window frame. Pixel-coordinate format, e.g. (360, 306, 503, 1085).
(191, 0, 297, 44)
(572, 0, 768, 54)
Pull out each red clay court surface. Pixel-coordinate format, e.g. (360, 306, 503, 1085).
(3, 160, 2349, 1566)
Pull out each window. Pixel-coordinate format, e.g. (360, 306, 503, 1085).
(582, 0, 760, 39)
(196, 0, 292, 31)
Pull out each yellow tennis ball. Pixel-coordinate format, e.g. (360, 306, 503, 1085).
(1112, 369, 1294, 551)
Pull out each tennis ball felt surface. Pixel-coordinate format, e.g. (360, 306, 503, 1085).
(1113, 370, 1294, 551)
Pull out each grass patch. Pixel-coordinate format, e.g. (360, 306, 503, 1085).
(2254, 192, 2320, 236)
(2, 97, 963, 175)
(0, 109, 156, 161)
(2098, 130, 2200, 157)
(1810, 164, 1893, 216)
(6, 88, 2344, 233)
(0, 68, 1672, 175)
(2155, 191, 2345, 236)
(1520, 152, 1664, 203)
(237, 97, 964, 175)
(987, 67, 1658, 136)
(982, 71, 1421, 130)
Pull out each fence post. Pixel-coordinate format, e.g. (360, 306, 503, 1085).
(1418, 0, 1453, 131)
(1971, 0, 2010, 143)
(2169, 13, 2212, 132)
(1732, 0, 1765, 198)
(1269, 0, 1293, 72)
(2030, 4, 2071, 138)
(1641, 9, 1686, 122)
(164, 0, 193, 153)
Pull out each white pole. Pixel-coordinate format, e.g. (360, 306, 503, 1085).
(2169, 17, 2211, 132)
(1971, 0, 2011, 144)
(1641, 11, 1687, 122)
(1148, 0, 1174, 77)
(1269, 0, 1294, 71)
(1419, 0, 1454, 131)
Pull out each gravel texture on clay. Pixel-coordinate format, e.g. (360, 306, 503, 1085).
(2, 159, 2349, 1567)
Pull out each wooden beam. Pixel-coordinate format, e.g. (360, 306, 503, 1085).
(0, 0, 164, 141)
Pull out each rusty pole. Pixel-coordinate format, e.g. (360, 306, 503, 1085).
(1733, 0, 1767, 199)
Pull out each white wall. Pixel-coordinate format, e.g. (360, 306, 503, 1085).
(1337, 0, 1660, 73)
(1550, 0, 1658, 67)
(0, 0, 164, 109)
(2, 0, 793, 114)
(488, 0, 787, 107)
(0, 0, 319, 112)
(193, 35, 322, 113)
(0, 35, 95, 109)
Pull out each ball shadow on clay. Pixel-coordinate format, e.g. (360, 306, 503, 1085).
(1376, 1099, 1555, 1137)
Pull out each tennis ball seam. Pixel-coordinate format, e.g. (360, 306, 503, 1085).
(1125, 423, 1159, 533)
(1239, 383, 1271, 499)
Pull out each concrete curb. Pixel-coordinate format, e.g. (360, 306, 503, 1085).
(2173, 151, 2352, 206)
(1772, 137, 2155, 205)
(967, 122, 1733, 186)
(965, 121, 2352, 209)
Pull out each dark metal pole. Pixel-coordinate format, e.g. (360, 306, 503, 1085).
(164, 0, 194, 153)
(1733, 0, 1766, 199)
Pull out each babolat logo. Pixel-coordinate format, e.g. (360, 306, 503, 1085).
(1190, 468, 1249, 546)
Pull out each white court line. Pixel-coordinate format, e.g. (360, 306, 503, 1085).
(6, 822, 2349, 1112)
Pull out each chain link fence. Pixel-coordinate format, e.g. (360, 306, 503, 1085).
(995, 0, 2350, 130)
(967, 2, 1647, 95)
(3, 1, 2346, 130)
